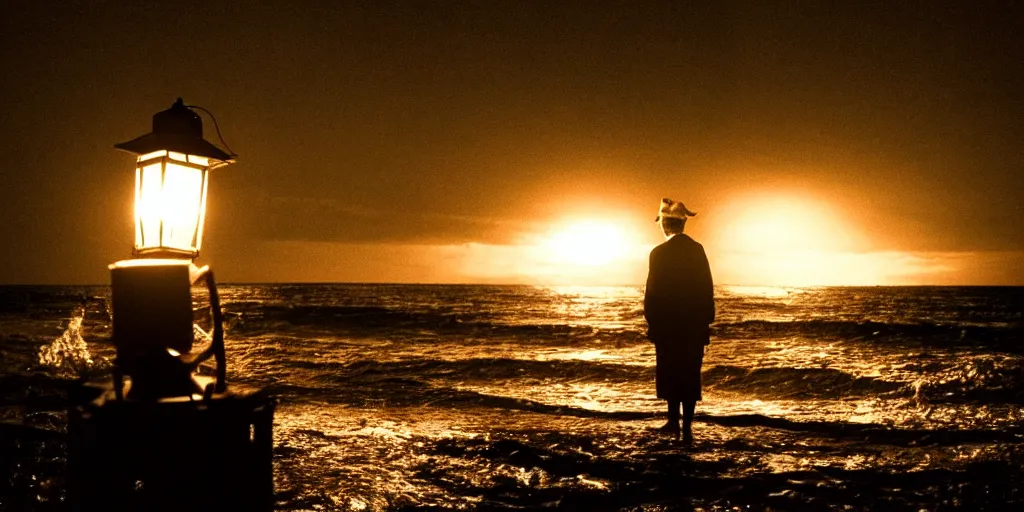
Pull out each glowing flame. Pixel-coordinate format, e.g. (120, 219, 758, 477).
(134, 153, 210, 255)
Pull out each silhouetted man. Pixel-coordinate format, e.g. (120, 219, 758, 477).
(644, 198, 714, 444)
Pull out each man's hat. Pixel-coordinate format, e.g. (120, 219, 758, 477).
(655, 198, 697, 222)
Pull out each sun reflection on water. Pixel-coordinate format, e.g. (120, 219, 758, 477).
(721, 285, 799, 298)
(203, 284, 1024, 510)
(536, 349, 620, 362)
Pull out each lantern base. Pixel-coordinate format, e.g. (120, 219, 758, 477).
(67, 377, 275, 512)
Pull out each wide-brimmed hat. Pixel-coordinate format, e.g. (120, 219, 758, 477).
(654, 198, 697, 222)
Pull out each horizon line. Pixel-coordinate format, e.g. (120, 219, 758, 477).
(2, 282, 1022, 288)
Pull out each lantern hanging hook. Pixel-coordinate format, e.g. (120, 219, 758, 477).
(183, 102, 237, 159)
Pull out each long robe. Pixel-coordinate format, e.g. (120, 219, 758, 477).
(643, 233, 715, 401)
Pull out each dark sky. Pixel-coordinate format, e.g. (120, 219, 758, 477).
(2, 1, 1022, 284)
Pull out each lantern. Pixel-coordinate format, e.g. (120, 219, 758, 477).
(115, 98, 234, 259)
(66, 98, 274, 512)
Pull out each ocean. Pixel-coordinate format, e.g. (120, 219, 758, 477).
(2, 284, 1023, 510)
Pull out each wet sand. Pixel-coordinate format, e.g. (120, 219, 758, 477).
(269, 403, 1024, 511)
(4, 375, 1024, 511)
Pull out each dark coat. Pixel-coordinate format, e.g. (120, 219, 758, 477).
(643, 233, 715, 400)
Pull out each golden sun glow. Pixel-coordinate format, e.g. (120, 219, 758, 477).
(706, 192, 887, 286)
(715, 194, 857, 254)
(429, 214, 650, 286)
(490, 217, 649, 285)
(536, 219, 634, 267)
(696, 191, 988, 286)
(418, 192, 973, 286)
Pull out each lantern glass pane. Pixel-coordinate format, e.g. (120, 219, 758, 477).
(195, 171, 210, 251)
(188, 155, 209, 166)
(133, 156, 208, 256)
(168, 151, 188, 162)
(139, 150, 167, 161)
(134, 168, 142, 245)
(161, 162, 205, 252)
(137, 162, 164, 249)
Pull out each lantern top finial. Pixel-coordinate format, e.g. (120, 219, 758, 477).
(115, 98, 234, 162)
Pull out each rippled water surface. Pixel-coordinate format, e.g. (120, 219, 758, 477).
(2, 284, 1023, 510)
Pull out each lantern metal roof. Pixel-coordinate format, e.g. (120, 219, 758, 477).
(114, 98, 235, 162)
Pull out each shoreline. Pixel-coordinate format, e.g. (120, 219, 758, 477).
(5, 396, 1023, 510)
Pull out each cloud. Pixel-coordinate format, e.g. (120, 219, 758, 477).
(708, 249, 1024, 286)
(236, 195, 525, 246)
(436, 242, 649, 286)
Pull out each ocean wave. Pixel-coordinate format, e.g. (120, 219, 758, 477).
(289, 357, 651, 384)
(697, 359, 1024, 406)
(702, 365, 906, 399)
(909, 359, 1024, 406)
(262, 357, 911, 404)
(0, 286, 107, 316)
(225, 304, 438, 329)
(268, 376, 656, 420)
(714, 319, 1024, 353)
(224, 304, 647, 344)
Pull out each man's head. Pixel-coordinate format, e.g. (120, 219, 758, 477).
(655, 198, 697, 238)
(660, 217, 686, 237)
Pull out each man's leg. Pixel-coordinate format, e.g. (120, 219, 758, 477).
(659, 399, 681, 436)
(682, 400, 696, 444)
(668, 400, 681, 422)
